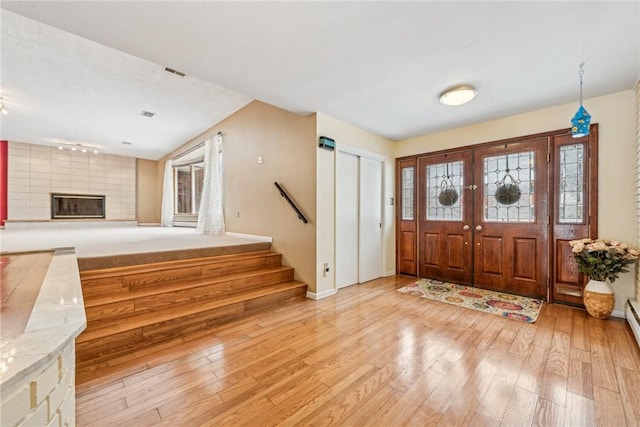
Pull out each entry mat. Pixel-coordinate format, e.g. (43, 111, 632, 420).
(396, 279, 543, 323)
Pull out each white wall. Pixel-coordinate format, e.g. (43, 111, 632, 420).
(7, 142, 136, 221)
(396, 90, 637, 315)
(315, 113, 395, 298)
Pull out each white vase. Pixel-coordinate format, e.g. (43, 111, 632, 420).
(583, 279, 615, 319)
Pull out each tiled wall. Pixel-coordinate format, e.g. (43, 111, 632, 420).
(636, 79, 640, 302)
(0, 342, 76, 427)
(8, 142, 136, 220)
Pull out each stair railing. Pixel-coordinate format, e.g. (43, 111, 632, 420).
(274, 182, 309, 224)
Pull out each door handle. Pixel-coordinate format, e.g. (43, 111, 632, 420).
(463, 225, 470, 231)
(475, 225, 483, 231)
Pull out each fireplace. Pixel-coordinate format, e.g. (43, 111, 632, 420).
(51, 193, 105, 219)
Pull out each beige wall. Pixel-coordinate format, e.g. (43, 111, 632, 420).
(396, 90, 637, 315)
(161, 101, 317, 291)
(136, 158, 160, 224)
(315, 113, 395, 297)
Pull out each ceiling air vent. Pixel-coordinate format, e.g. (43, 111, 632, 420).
(140, 111, 155, 118)
(164, 67, 186, 77)
(121, 141, 132, 145)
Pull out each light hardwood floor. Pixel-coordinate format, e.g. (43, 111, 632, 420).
(75, 275, 640, 426)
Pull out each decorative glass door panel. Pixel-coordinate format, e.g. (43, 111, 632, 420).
(418, 152, 473, 284)
(426, 160, 464, 221)
(483, 151, 535, 223)
(558, 144, 585, 224)
(401, 167, 415, 221)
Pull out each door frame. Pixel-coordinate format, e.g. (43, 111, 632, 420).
(395, 125, 598, 303)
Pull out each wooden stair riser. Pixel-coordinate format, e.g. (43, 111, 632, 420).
(131, 268, 293, 312)
(79, 250, 279, 280)
(76, 303, 244, 365)
(78, 286, 305, 367)
(81, 252, 282, 297)
(84, 268, 294, 320)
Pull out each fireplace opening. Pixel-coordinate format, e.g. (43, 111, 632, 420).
(51, 194, 105, 219)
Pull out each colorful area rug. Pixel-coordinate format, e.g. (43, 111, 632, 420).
(397, 279, 543, 323)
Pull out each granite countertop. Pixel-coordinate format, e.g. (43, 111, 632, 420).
(0, 248, 87, 391)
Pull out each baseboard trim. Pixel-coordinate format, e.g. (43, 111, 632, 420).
(626, 300, 640, 349)
(611, 309, 626, 319)
(384, 270, 396, 277)
(226, 232, 273, 243)
(306, 289, 337, 300)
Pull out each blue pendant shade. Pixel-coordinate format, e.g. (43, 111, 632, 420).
(571, 64, 591, 138)
(571, 105, 591, 138)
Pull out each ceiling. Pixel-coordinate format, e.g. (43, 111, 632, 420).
(1, 2, 638, 160)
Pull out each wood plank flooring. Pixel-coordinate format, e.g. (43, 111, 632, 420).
(75, 275, 640, 426)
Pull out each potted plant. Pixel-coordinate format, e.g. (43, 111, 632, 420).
(569, 238, 639, 319)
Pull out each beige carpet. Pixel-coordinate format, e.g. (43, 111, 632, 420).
(0, 225, 271, 259)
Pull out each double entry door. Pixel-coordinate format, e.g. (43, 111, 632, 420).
(417, 138, 548, 298)
(398, 129, 597, 303)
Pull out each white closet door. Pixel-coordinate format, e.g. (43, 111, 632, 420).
(336, 151, 359, 289)
(358, 156, 383, 283)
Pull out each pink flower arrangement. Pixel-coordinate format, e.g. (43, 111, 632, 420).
(569, 238, 639, 283)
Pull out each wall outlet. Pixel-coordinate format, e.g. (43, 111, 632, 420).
(257, 155, 263, 164)
(323, 262, 329, 276)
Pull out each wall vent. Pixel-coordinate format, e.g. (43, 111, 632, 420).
(140, 111, 155, 118)
(164, 67, 186, 77)
(121, 141, 132, 145)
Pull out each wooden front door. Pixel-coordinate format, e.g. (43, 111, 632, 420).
(397, 126, 598, 303)
(417, 151, 474, 284)
(472, 138, 549, 299)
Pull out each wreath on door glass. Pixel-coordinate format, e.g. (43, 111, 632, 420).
(494, 154, 521, 205)
(438, 163, 459, 207)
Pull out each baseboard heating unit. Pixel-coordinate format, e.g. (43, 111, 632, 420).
(626, 299, 640, 349)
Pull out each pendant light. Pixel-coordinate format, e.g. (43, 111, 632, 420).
(570, 64, 591, 138)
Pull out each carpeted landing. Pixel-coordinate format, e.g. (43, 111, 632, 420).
(397, 278, 543, 323)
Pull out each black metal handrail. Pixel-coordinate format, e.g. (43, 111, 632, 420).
(274, 182, 308, 224)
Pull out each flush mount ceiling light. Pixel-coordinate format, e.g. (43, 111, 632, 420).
(0, 104, 8, 115)
(439, 85, 478, 106)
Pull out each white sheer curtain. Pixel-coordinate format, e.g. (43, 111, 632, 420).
(197, 135, 225, 235)
(161, 159, 174, 227)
